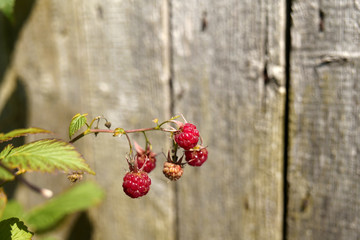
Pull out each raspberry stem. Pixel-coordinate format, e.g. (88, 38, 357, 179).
(88, 116, 101, 129)
(169, 140, 181, 164)
(123, 131, 133, 156)
(69, 115, 183, 144)
(69, 124, 178, 144)
(142, 131, 152, 151)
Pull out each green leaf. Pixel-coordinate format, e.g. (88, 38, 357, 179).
(0, 168, 14, 181)
(0, 145, 15, 180)
(0, 188, 7, 219)
(0, 144, 13, 160)
(69, 113, 88, 139)
(24, 181, 104, 231)
(0, 0, 15, 22)
(0, 128, 51, 143)
(0, 217, 33, 240)
(0, 167, 14, 181)
(2, 139, 95, 175)
(1, 200, 24, 221)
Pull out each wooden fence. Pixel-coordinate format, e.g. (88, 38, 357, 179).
(0, 0, 359, 239)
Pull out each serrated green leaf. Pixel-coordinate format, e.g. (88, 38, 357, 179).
(0, 188, 7, 219)
(69, 113, 88, 139)
(0, 128, 51, 143)
(0, 168, 14, 181)
(1, 200, 24, 221)
(24, 181, 104, 231)
(0, 0, 15, 22)
(2, 139, 95, 175)
(0, 145, 17, 181)
(0, 144, 13, 160)
(0, 162, 15, 181)
(0, 217, 33, 240)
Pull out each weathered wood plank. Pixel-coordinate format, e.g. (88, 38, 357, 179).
(172, 1, 286, 239)
(12, 0, 174, 239)
(288, 1, 360, 239)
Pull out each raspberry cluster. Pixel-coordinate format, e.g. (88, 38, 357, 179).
(122, 119, 208, 199)
(68, 113, 208, 199)
(162, 122, 208, 181)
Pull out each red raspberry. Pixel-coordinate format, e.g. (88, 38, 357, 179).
(136, 151, 156, 173)
(174, 123, 200, 150)
(122, 171, 151, 198)
(133, 141, 156, 173)
(163, 161, 184, 181)
(185, 147, 208, 167)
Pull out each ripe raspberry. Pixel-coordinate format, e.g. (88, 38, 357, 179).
(185, 147, 208, 167)
(136, 151, 156, 173)
(133, 141, 156, 173)
(174, 123, 200, 150)
(163, 161, 184, 181)
(122, 171, 151, 198)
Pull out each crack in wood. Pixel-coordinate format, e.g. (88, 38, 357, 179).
(319, 9, 325, 32)
(201, 11, 208, 32)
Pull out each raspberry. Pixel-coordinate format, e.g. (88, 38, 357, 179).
(136, 151, 156, 173)
(163, 161, 184, 181)
(185, 147, 208, 167)
(133, 141, 156, 173)
(174, 123, 200, 150)
(122, 171, 151, 198)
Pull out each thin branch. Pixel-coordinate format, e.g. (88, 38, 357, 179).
(0, 162, 53, 198)
(69, 126, 173, 144)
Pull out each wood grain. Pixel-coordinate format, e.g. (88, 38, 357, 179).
(172, 1, 286, 239)
(12, 0, 174, 239)
(2, 0, 360, 239)
(288, 1, 360, 239)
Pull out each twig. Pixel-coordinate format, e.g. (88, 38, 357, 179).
(0, 162, 53, 198)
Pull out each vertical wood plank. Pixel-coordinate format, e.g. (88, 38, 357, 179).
(172, 1, 286, 239)
(12, 0, 174, 239)
(288, 1, 360, 239)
